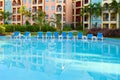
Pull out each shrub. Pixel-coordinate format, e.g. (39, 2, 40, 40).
(63, 24, 72, 31)
(87, 28, 120, 37)
(26, 25, 39, 32)
(4, 25, 26, 32)
(0, 26, 5, 34)
(41, 24, 56, 32)
(3, 24, 56, 32)
(75, 22, 83, 30)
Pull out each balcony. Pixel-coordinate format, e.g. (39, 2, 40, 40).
(76, 1, 81, 7)
(13, 8, 16, 14)
(33, 0, 37, 4)
(110, 24, 117, 29)
(32, 15, 36, 21)
(38, 6, 42, 12)
(0, 1, 3, 7)
(103, 3, 109, 11)
(12, 0, 17, 6)
(84, 15, 88, 22)
(12, 17, 16, 21)
(56, 7, 62, 13)
(76, 9, 80, 14)
(17, 0, 21, 5)
(32, 7, 37, 13)
(110, 13, 117, 21)
(17, 15, 21, 21)
(38, 0, 42, 4)
(56, 0, 65, 5)
(84, 0, 88, 4)
(17, 8, 20, 13)
(103, 24, 109, 28)
(103, 13, 109, 21)
(57, 0, 65, 3)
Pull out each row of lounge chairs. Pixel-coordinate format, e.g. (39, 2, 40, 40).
(11, 31, 103, 40)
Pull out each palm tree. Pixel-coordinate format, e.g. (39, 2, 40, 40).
(81, 3, 102, 28)
(55, 14, 61, 31)
(94, 2, 102, 17)
(19, 6, 26, 25)
(81, 4, 95, 28)
(24, 10, 31, 25)
(0, 11, 12, 24)
(34, 10, 46, 30)
(93, 2, 102, 27)
(109, 0, 118, 13)
(109, 0, 120, 28)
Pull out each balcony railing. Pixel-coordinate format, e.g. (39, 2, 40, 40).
(12, 18, 16, 21)
(103, 18, 109, 21)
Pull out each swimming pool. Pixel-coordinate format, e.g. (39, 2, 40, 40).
(0, 36, 120, 80)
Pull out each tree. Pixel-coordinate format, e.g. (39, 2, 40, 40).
(55, 14, 61, 31)
(19, 6, 26, 25)
(81, 3, 102, 28)
(81, 4, 95, 28)
(0, 11, 12, 24)
(94, 2, 102, 17)
(24, 10, 31, 25)
(109, 0, 118, 13)
(34, 10, 46, 31)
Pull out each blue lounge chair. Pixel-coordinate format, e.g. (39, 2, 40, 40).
(54, 32, 59, 38)
(87, 34, 93, 40)
(68, 32, 73, 39)
(97, 32, 103, 40)
(46, 31, 52, 38)
(11, 31, 20, 39)
(77, 32, 83, 39)
(37, 31, 43, 39)
(62, 32, 67, 39)
(22, 31, 31, 39)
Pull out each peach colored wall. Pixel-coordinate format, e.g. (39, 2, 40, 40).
(45, 0, 56, 20)
(65, 0, 72, 24)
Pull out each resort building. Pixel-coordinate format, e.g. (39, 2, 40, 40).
(102, 0, 119, 29)
(0, 0, 4, 24)
(72, 0, 83, 28)
(73, 0, 120, 29)
(1, 0, 73, 28)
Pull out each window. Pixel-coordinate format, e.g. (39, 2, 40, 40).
(50, 22, 55, 27)
(23, 0, 26, 4)
(51, 14, 55, 19)
(45, 6, 49, 11)
(51, 6, 55, 10)
(46, 14, 49, 19)
(52, 0, 55, 2)
(46, 0, 49, 2)
(29, 0, 31, 3)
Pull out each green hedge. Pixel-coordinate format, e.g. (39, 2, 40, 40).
(63, 24, 72, 31)
(0, 26, 5, 34)
(3, 24, 56, 32)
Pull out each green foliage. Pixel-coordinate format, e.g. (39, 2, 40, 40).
(41, 23, 56, 32)
(4, 25, 26, 32)
(55, 14, 61, 30)
(25, 20, 31, 26)
(0, 26, 5, 34)
(75, 22, 83, 30)
(0, 11, 12, 24)
(3, 24, 56, 32)
(63, 24, 72, 31)
(26, 25, 39, 32)
(34, 10, 46, 30)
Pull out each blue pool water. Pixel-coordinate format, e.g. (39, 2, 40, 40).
(0, 36, 120, 80)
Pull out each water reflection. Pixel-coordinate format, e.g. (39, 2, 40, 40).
(0, 39, 120, 80)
